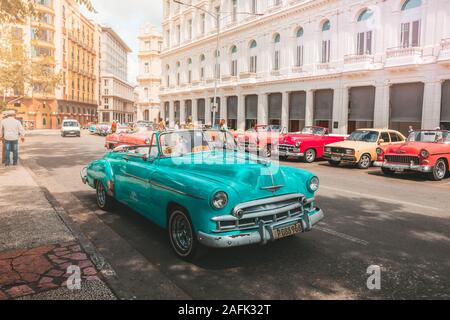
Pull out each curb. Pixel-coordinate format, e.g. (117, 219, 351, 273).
(20, 158, 120, 299)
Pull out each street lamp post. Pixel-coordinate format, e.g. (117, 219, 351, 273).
(172, 0, 263, 127)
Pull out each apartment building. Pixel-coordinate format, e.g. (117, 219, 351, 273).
(136, 23, 163, 122)
(4, 0, 100, 129)
(98, 26, 136, 124)
(160, 0, 450, 135)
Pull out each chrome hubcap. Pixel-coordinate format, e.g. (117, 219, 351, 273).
(435, 161, 446, 178)
(97, 183, 106, 207)
(306, 150, 315, 162)
(361, 156, 370, 168)
(171, 212, 192, 253)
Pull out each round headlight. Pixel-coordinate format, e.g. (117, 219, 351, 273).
(308, 176, 320, 192)
(376, 148, 383, 155)
(420, 149, 429, 159)
(211, 191, 228, 209)
(325, 147, 331, 153)
(295, 141, 301, 148)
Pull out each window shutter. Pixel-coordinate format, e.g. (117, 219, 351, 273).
(366, 31, 372, 54)
(412, 20, 420, 47)
(401, 23, 410, 48)
(357, 32, 364, 55)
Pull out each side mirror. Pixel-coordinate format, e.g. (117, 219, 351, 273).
(142, 154, 156, 163)
(378, 139, 385, 145)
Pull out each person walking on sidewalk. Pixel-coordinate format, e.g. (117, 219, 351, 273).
(0, 110, 25, 167)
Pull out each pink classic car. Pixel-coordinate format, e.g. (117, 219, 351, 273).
(278, 126, 346, 162)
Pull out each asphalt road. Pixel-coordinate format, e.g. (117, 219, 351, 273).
(20, 130, 450, 299)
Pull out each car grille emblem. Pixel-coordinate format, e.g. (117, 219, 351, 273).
(261, 185, 284, 193)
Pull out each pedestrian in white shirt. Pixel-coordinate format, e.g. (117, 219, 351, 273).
(0, 110, 25, 166)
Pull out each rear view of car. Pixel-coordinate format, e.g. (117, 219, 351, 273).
(61, 120, 81, 137)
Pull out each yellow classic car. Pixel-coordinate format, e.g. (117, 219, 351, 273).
(323, 129, 406, 169)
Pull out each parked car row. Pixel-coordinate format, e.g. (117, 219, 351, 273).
(82, 129, 324, 260)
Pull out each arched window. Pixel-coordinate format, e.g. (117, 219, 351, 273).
(249, 40, 257, 72)
(356, 9, 374, 55)
(199, 54, 205, 80)
(273, 33, 281, 71)
(321, 20, 331, 63)
(402, 0, 422, 11)
(400, 0, 422, 48)
(230, 45, 238, 76)
(295, 27, 304, 67)
(358, 9, 374, 22)
(187, 58, 192, 83)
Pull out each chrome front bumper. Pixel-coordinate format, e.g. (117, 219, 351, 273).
(373, 161, 432, 172)
(80, 166, 88, 184)
(197, 209, 324, 249)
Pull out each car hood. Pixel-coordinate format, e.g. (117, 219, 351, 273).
(384, 142, 440, 155)
(279, 134, 321, 144)
(326, 140, 375, 150)
(157, 151, 311, 202)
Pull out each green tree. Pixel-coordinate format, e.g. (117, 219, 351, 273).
(0, 0, 95, 24)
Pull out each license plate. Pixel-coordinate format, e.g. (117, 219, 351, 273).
(272, 223, 302, 240)
(331, 156, 341, 161)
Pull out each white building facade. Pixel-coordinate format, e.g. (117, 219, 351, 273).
(136, 24, 163, 122)
(160, 0, 450, 135)
(99, 26, 136, 123)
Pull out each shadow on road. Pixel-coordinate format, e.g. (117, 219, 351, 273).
(70, 189, 450, 300)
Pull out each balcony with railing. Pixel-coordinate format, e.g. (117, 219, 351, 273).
(343, 54, 375, 72)
(385, 46, 423, 68)
(438, 38, 450, 64)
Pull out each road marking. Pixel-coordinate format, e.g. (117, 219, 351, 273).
(315, 226, 369, 246)
(320, 185, 442, 211)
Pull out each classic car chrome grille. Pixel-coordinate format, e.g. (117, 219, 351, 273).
(279, 144, 296, 152)
(213, 194, 312, 232)
(330, 147, 347, 154)
(385, 155, 420, 165)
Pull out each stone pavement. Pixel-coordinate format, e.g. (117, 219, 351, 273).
(0, 162, 116, 300)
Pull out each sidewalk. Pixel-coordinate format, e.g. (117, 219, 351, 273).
(0, 163, 116, 300)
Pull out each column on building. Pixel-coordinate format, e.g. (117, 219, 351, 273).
(373, 83, 390, 129)
(192, 98, 198, 123)
(160, 101, 166, 121)
(422, 80, 443, 129)
(205, 94, 211, 126)
(169, 100, 175, 128)
(281, 92, 289, 130)
(180, 100, 186, 125)
(220, 96, 227, 121)
(237, 93, 245, 130)
(257, 93, 268, 125)
(305, 90, 314, 127)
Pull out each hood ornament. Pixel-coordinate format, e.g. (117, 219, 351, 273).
(261, 185, 284, 193)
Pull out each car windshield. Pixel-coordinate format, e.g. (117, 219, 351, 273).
(408, 131, 450, 143)
(159, 131, 213, 157)
(63, 121, 78, 127)
(301, 127, 325, 135)
(204, 130, 239, 151)
(251, 125, 281, 133)
(347, 130, 379, 142)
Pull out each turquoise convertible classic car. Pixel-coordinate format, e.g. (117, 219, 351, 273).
(81, 130, 324, 259)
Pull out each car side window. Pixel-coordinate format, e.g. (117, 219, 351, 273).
(380, 132, 390, 143)
(149, 145, 158, 157)
(390, 133, 400, 142)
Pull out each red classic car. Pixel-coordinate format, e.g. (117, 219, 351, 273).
(374, 130, 450, 181)
(278, 126, 346, 163)
(235, 125, 286, 157)
(105, 131, 153, 150)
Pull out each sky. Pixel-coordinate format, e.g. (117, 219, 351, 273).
(82, 0, 163, 85)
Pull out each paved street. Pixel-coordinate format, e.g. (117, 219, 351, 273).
(19, 130, 450, 299)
